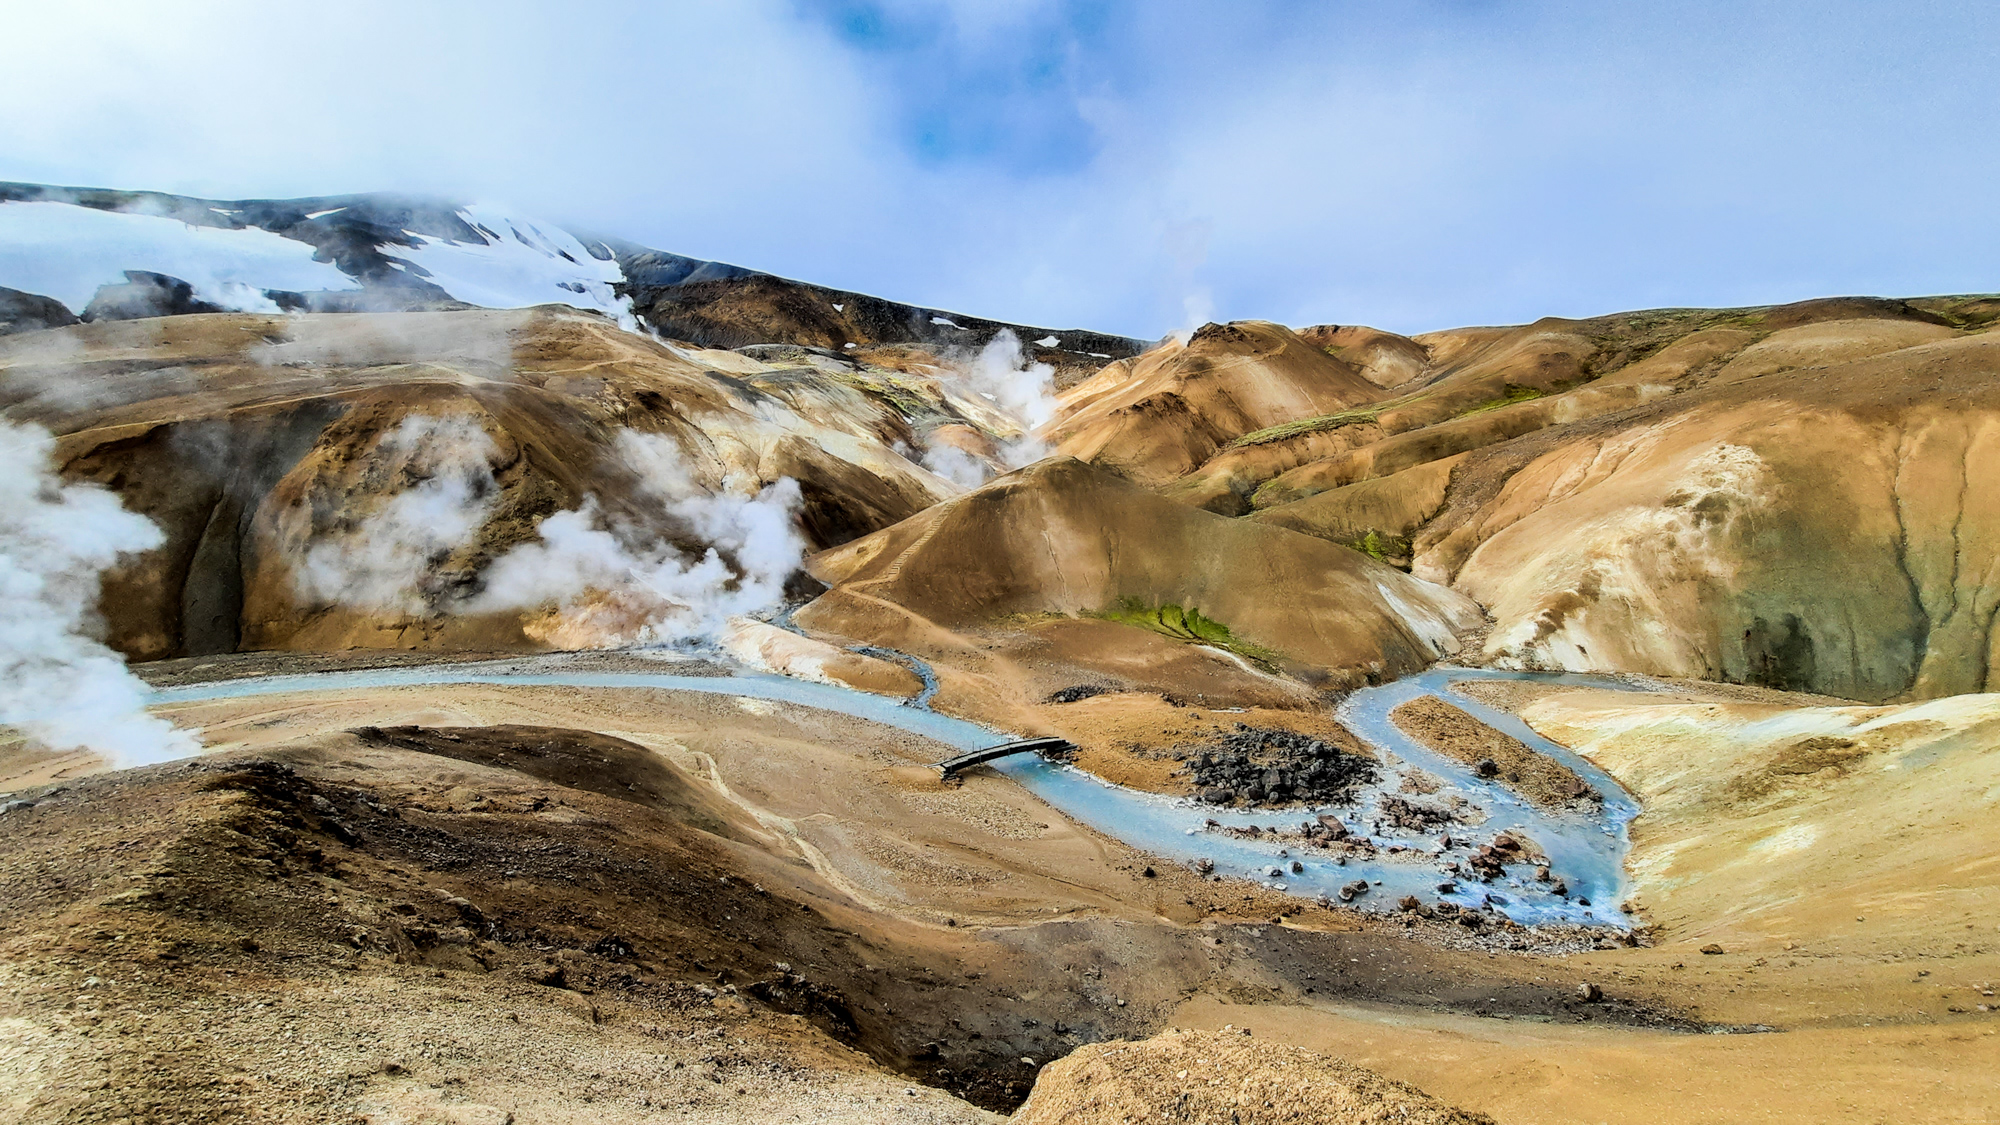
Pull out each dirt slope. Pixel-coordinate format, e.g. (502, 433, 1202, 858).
(1015, 1027, 1493, 1124)
(1438, 330, 2000, 700)
(798, 457, 1481, 693)
(1048, 320, 1386, 488)
(1055, 297, 2000, 701)
(0, 307, 1039, 660)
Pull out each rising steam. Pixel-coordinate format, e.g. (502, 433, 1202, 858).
(294, 415, 500, 613)
(921, 329, 1057, 486)
(0, 419, 200, 767)
(472, 431, 805, 647)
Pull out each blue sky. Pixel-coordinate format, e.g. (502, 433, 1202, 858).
(3, 1, 1995, 338)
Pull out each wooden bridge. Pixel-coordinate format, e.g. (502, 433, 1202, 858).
(936, 737, 1075, 778)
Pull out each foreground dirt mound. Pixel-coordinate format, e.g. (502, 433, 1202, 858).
(799, 457, 1481, 691)
(1015, 1028, 1495, 1124)
(0, 736, 1088, 1116)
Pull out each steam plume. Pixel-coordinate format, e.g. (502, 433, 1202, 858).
(0, 419, 199, 767)
(294, 415, 499, 613)
(922, 329, 1057, 486)
(472, 431, 805, 646)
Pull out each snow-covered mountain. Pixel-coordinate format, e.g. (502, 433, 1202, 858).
(0, 182, 1142, 367)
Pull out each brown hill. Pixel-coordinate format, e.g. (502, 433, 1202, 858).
(1047, 320, 1386, 488)
(797, 457, 1480, 693)
(1067, 297, 2000, 701)
(1434, 328, 2000, 700)
(1015, 1028, 1494, 1125)
(1295, 323, 1432, 388)
(0, 307, 1025, 659)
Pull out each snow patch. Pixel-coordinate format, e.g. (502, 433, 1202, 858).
(383, 203, 639, 330)
(0, 200, 358, 312)
(304, 207, 347, 220)
(1034, 335, 1059, 347)
(930, 316, 965, 329)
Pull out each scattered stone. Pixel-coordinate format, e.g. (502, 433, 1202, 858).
(1577, 982, 1602, 1002)
(1289, 860, 1303, 874)
(1700, 943, 1725, 955)
(1379, 794, 1459, 832)
(1474, 758, 1500, 778)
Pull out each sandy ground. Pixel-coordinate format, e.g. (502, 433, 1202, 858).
(1170, 998, 2000, 1125)
(7, 660, 1999, 1121)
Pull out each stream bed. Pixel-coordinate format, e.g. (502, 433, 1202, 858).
(150, 659, 1651, 929)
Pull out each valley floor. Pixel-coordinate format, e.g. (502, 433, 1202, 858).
(2, 654, 1996, 1122)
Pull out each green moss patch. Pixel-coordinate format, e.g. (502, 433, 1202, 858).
(1229, 392, 1427, 449)
(1340, 529, 1414, 566)
(1094, 599, 1283, 670)
(1453, 382, 1551, 419)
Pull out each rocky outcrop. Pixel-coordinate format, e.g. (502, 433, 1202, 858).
(0, 286, 79, 335)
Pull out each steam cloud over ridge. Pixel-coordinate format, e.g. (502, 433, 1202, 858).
(294, 414, 501, 614)
(921, 329, 1058, 487)
(473, 430, 807, 648)
(0, 419, 199, 767)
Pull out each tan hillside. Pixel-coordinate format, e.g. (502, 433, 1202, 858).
(1515, 686, 2000, 965)
(1294, 323, 1433, 388)
(1071, 297, 2000, 701)
(1436, 330, 2000, 701)
(0, 307, 1036, 659)
(1014, 1028, 1494, 1124)
(797, 457, 1481, 695)
(1046, 320, 1385, 488)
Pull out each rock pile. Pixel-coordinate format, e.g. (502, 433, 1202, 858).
(1184, 725, 1376, 807)
(1044, 684, 1114, 704)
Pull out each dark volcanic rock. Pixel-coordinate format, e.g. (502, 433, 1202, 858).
(0, 286, 79, 334)
(1182, 725, 1376, 808)
(1045, 684, 1114, 704)
(81, 271, 226, 321)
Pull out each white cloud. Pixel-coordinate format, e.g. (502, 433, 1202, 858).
(2, 1, 1994, 338)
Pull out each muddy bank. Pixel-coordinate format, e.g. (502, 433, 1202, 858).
(1391, 695, 1599, 810)
(133, 646, 732, 689)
